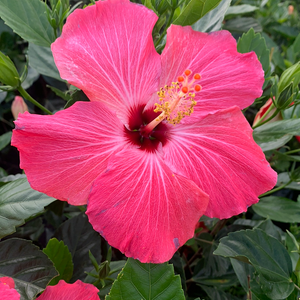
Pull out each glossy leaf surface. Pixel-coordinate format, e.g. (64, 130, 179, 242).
(43, 238, 74, 285)
(0, 0, 55, 47)
(28, 43, 62, 81)
(173, 0, 222, 26)
(106, 258, 185, 300)
(214, 228, 294, 298)
(192, 0, 231, 32)
(0, 238, 58, 298)
(253, 119, 300, 151)
(253, 196, 300, 223)
(0, 178, 55, 238)
(54, 213, 102, 282)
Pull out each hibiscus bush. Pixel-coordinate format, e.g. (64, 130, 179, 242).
(0, 0, 300, 299)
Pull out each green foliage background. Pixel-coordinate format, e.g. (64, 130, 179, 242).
(0, 0, 300, 299)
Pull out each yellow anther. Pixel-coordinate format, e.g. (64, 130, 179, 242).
(142, 70, 202, 135)
(153, 70, 202, 125)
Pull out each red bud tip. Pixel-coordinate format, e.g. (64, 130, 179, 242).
(194, 73, 201, 80)
(181, 86, 188, 93)
(177, 76, 184, 82)
(184, 70, 191, 76)
(194, 84, 202, 92)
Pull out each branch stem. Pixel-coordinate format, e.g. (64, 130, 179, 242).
(18, 86, 52, 115)
(259, 179, 293, 197)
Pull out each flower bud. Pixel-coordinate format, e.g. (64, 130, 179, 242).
(288, 5, 294, 15)
(0, 51, 20, 88)
(278, 62, 300, 94)
(98, 260, 110, 279)
(275, 82, 295, 110)
(253, 99, 282, 127)
(11, 96, 29, 119)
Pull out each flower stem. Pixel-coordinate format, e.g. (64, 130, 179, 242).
(259, 179, 293, 197)
(194, 238, 213, 245)
(284, 149, 300, 155)
(294, 283, 300, 292)
(18, 86, 53, 115)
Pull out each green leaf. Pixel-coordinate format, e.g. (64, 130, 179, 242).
(173, 0, 222, 26)
(230, 258, 255, 294)
(193, 273, 239, 288)
(256, 135, 293, 152)
(224, 17, 262, 33)
(0, 238, 58, 291)
(282, 103, 300, 120)
(250, 280, 273, 300)
(0, 0, 55, 47)
(21, 66, 39, 90)
(106, 258, 185, 300)
(0, 174, 26, 186)
(253, 119, 300, 151)
(15, 217, 44, 242)
(0, 90, 7, 104)
(276, 172, 300, 191)
(200, 285, 241, 300)
(11, 279, 44, 300)
(64, 89, 89, 109)
(272, 25, 300, 39)
(272, 151, 300, 162)
(169, 253, 186, 292)
(0, 18, 13, 35)
(278, 62, 300, 93)
(54, 213, 102, 282)
(237, 28, 270, 86)
(0, 50, 20, 87)
(287, 33, 300, 64)
(214, 228, 294, 296)
(192, 232, 232, 283)
(0, 167, 7, 178)
(255, 219, 285, 242)
(253, 196, 300, 223)
(28, 43, 62, 81)
(262, 33, 285, 70)
(231, 257, 292, 300)
(286, 231, 299, 270)
(253, 274, 294, 300)
(0, 131, 11, 151)
(141, 0, 158, 15)
(192, 0, 231, 32)
(43, 238, 74, 285)
(0, 177, 56, 238)
(225, 4, 258, 16)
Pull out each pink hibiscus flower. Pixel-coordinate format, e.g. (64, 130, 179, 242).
(12, 0, 277, 263)
(0, 278, 99, 300)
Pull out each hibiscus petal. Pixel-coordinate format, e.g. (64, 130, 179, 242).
(0, 277, 20, 300)
(37, 280, 99, 300)
(0, 277, 15, 289)
(86, 148, 209, 263)
(158, 25, 264, 121)
(11, 102, 126, 205)
(52, 0, 161, 121)
(163, 106, 277, 219)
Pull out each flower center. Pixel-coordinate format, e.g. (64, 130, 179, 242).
(124, 105, 169, 152)
(143, 70, 202, 135)
(124, 70, 202, 152)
